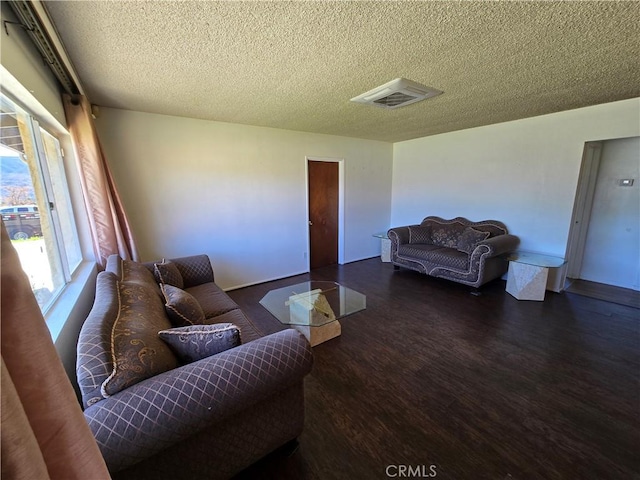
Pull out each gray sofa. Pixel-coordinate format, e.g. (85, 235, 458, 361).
(388, 216, 519, 288)
(77, 254, 313, 479)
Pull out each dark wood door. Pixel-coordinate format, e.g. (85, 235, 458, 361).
(308, 160, 338, 269)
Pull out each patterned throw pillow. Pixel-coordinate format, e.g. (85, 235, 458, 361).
(161, 284, 206, 327)
(101, 282, 178, 397)
(154, 260, 184, 289)
(457, 227, 490, 254)
(158, 323, 242, 364)
(408, 225, 432, 244)
(430, 223, 466, 248)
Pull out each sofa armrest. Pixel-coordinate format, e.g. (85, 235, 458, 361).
(387, 226, 414, 246)
(168, 254, 216, 287)
(474, 234, 520, 257)
(84, 329, 313, 472)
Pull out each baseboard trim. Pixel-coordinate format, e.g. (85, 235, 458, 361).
(225, 270, 309, 292)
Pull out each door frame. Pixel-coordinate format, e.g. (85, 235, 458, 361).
(305, 156, 345, 271)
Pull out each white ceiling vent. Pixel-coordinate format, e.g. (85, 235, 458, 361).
(350, 78, 442, 109)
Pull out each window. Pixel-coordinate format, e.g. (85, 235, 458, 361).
(0, 93, 82, 312)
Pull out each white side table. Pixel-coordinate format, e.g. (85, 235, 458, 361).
(372, 232, 391, 262)
(505, 251, 566, 301)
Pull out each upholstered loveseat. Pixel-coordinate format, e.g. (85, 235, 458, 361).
(388, 216, 519, 288)
(77, 254, 313, 479)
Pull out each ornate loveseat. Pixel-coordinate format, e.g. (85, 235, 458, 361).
(388, 216, 519, 288)
(77, 254, 313, 479)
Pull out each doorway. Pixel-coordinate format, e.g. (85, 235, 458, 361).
(566, 137, 640, 293)
(307, 158, 344, 270)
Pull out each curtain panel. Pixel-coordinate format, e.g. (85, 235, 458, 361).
(0, 223, 110, 479)
(62, 94, 139, 269)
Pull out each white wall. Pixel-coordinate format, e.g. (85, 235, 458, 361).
(580, 137, 640, 290)
(391, 99, 640, 259)
(96, 108, 393, 289)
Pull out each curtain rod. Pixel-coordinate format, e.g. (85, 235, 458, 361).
(6, 0, 79, 96)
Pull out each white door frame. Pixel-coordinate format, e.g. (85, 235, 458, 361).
(305, 156, 345, 270)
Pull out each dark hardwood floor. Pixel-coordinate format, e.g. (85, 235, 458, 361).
(565, 279, 640, 309)
(229, 259, 640, 480)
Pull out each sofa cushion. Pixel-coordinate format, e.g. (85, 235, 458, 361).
(408, 225, 432, 244)
(426, 222, 466, 248)
(108, 256, 162, 297)
(101, 282, 179, 397)
(161, 284, 206, 327)
(154, 260, 184, 289)
(158, 323, 241, 364)
(398, 244, 470, 271)
(204, 308, 264, 344)
(398, 243, 442, 258)
(171, 255, 215, 288)
(186, 283, 240, 319)
(425, 247, 470, 271)
(472, 223, 508, 238)
(457, 227, 491, 254)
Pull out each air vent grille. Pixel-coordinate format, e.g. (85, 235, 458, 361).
(373, 92, 418, 107)
(351, 78, 442, 109)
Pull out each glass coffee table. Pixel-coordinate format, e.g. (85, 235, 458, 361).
(504, 251, 567, 301)
(259, 281, 366, 346)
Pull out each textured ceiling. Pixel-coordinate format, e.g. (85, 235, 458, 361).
(44, 1, 639, 143)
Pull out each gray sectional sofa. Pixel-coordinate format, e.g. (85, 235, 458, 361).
(388, 216, 519, 288)
(77, 254, 313, 479)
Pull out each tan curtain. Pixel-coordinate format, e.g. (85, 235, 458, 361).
(62, 94, 139, 269)
(0, 223, 110, 479)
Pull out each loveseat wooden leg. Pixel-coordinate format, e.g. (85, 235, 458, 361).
(393, 265, 400, 270)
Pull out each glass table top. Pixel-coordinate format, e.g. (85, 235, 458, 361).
(372, 232, 389, 239)
(259, 281, 366, 327)
(504, 251, 567, 268)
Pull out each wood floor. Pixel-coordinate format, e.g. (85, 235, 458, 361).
(229, 259, 640, 480)
(565, 279, 640, 309)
